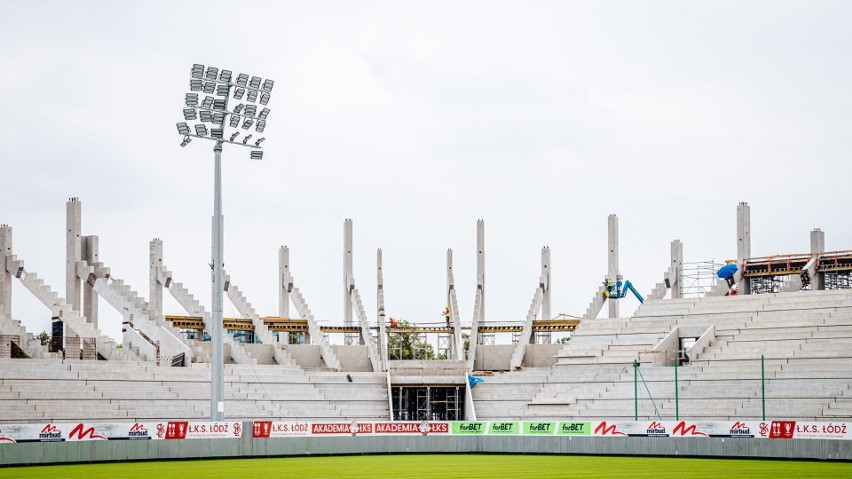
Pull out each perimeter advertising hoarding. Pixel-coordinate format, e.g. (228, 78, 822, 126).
(0, 420, 849, 443)
(0, 421, 242, 443)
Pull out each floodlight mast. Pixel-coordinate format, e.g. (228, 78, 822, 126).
(176, 64, 272, 421)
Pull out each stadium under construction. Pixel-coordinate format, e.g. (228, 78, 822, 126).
(1, 199, 851, 464)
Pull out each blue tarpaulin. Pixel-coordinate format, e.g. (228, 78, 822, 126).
(717, 263, 738, 279)
(468, 374, 484, 388)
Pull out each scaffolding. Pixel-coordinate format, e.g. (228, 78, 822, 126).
(825, 272, 852, 290)
(749, 275, 787, 295)
(680, 260, 721, 298)
(391, 385, 464, 421)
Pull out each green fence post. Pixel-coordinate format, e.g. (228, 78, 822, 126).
(761, 354, 766, 421)
(634, 359, 638, 420)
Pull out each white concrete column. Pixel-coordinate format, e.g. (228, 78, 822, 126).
(82, 235, 99, 328)
(736, 202, 751, 294)
(671, 239, 683, 299)
(810, 228, 825, 255)
(541, 246, 551, 321)
(278, 245, 290, 344)
(343, 219, 355, 344)
(0, 225, 12, 323)
(811, 228, 825, 291)
(607, 214, 619, 318)
(377, 248, 385, 319)
(447, 248, 455, 306)
(279, 246, 290, 318)
(149, 239, 164, 326)
(66, 198, 82, 313)
(476, 219, 485, 323)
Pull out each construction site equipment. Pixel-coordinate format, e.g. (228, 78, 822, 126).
(603, 277, 644, 303)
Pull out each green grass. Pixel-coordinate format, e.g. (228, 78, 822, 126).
(0, 455, 850, 479)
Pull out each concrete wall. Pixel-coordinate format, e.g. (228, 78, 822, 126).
(2, 428, 849, 466)
(282, 345, 325, 368)
(332, 345, 372, 372)
(522, 344, 559, 368)
(475, 344, 560, 371)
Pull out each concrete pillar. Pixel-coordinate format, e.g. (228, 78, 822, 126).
(0, 225, 11, 323)
(82, 235, 99, 329)
(280, 245, 291, 344)
(607, 214, 619, 318)
(476, 219, 485, 322)
(447, 248, 455, 305)
(377, 248, 385, 319)
(149, 239, 163, 326)
(376, 248, 386, 369)
(343, 219, 355, 344)
(811, 228, 825, 291)
(736, 202, 751, 294)
(541, 246, 551, 321)
(671, 239, 683, 299)
(66, 198, 82, 313)
(279, 246, 290, 318)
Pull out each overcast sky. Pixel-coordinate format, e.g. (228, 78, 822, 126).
(1, 1, 851, 343)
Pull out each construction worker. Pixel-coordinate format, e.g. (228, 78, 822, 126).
(603, 277, 614, 298)
(443, 307, 451, 326)
(389, 317, 399, 328)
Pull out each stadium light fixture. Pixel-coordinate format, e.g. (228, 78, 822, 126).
(255, 120, 266, 133)
(175, 63, 274, 421)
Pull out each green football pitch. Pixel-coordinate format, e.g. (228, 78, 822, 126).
(0, 454, 849, 478)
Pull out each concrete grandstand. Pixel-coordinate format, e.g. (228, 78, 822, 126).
(1, 199, 851, 425)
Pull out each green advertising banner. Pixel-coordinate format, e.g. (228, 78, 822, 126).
(523, 422, 556, 435)
(452, 422, 487, 435)
(557, 422, 592, 436)
(488, 422, 520, 435)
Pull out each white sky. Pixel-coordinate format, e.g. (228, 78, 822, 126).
(1, 1, 851, 342)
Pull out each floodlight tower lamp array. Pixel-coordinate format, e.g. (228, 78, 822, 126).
(176, 63, 273, 159)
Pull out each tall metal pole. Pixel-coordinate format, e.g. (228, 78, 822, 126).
(211, 141, 225, 421)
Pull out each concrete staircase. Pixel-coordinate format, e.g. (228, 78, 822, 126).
(287, 277, 340, 371)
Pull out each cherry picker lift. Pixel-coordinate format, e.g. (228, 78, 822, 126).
(602, 275, 644, 303)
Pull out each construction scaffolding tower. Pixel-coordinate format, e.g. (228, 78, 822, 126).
(749, 275, 787, 295)
(391, 385, 464, 421)
(825, 272, 852, 290)
(680, 260, 721, 298)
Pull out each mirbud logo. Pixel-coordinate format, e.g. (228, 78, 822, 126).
(671, 422, 707, 437)
(594, 422, 626, 437)
(128, 423, 150, 439)
(729, 421, 753, 438)
(645, 421, 667, 436)
(68, 423, 107, 441)
(0, 428, 15, 443)
(38, 424, 63, 441)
